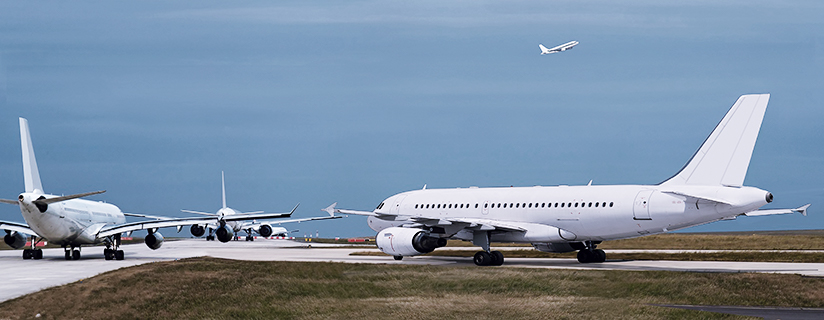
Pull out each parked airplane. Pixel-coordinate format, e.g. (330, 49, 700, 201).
(181, 171, 341, 242)
(0, 118, 298, 260)
(539, 41, 578, 54)
(328, 94, 809, 266)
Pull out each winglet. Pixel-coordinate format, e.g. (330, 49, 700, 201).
(19, 118, 43, 193)
(796, 204, 811, 216)
(323, 202, 337, 216)
(288, 203, 299, 217)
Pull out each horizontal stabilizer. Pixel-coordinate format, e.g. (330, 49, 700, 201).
(660, 189, 732, 205)
(181, 210, 217, 216)
(37, 190, 106, 204)
(0, 199, 18, 205)
(744, 204, 810, 217)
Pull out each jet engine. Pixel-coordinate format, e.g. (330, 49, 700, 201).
(190, 225, 206, 237)
(258, 225, 273, 238)
(215, 225, 234, 243)
(376, 227, 446, 257)
(145, 231, 164, 250)
(3, 231, 26, 249)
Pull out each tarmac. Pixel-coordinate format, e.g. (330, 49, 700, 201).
(2, 238, 824, 305)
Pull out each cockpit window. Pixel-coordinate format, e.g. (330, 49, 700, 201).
(376, 202, 385, 210)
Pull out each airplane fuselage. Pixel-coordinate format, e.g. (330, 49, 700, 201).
(18, 192, 125, 246)
(367, 184, 771, 243)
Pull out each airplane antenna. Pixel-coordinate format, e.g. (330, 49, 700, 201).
(422, 184, 427, 190)
(221, 171, 227, 209)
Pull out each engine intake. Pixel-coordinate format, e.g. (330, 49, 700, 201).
(376, 227, 447, 257)
(190, 225, 206, 237)
(145, 231, 164, 250)
(216, 225, 234, 243)
(4, 231, 26, 249)
(259, 225, 273, 238)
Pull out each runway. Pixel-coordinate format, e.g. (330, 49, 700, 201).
(2, 238, 823, 303)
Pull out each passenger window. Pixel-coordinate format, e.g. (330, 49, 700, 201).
(603, 202, 607, 207)
(609, 202, 614, 207)
(588, 202, 592, 207)
(574, 203, 578, 207)
(561, 203, 565, 208)
(595, 202, 599, 207)
(554, 203, 558, 207)
(515, 203, 520, 208)
(541, 203, 545, 208)
(497, 203, 501, 208)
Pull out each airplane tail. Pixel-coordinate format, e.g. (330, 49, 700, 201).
(660, 94, 770, 187)
(221, 171, 227, 209)
(19, 118, 44, 193)
(538, 44, 549, 54)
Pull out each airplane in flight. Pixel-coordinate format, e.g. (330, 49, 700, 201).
(328, 94, 810, 266)
(539, 41, 579, 54)
(0, 118, 299, 260)
(181, 171, 341, 242)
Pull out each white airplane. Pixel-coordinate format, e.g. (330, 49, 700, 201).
(328, 94, 810, 266)
(0, 118, 298, 260)
(539, 41, 579, 54)
(181, 171, 341, 242)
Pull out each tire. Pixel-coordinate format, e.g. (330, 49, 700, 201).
(577, 250, 592, 263)
(65, 251, 72, 260)
(34, 249, 43, 260)
(491, 251, 505, 266)
(393, 256, 403, 261)
(104, 249, 113, 260)
(115, 250, 125, 260)
(72, 250, 80, 260)
(595, 249, 606, 263)
(474, 251, 492, 266)
(22, 249, 31, 260)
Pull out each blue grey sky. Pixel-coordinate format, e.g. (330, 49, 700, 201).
(1, 1, 822, 237)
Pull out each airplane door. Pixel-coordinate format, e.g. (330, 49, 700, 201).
(391, 195, 407, 214)
(633, 190, 653, 220)
(482, 201, 490, 215)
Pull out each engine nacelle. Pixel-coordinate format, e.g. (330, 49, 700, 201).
(376, 227, 447, 257)
(216, 225, 234, 243)
(258, 225, 273, 238)
(190, 225, 206, 237)
(4, 231, 26, 249)
(145, 231, 164, 250)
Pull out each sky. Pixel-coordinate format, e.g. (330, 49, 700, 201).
(0, 1, 822, 238)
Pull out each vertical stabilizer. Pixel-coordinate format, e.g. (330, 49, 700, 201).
(221, 171, 227, 209)
(661, 94, 770, 187)
(19, 118, 44, 193)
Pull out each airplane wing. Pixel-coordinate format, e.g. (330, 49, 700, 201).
(96, 209, 299, 238)
(181, 210, 217, 216)
(257, 215, 343, 226)
(124, 212, 174, 220)
(0, 220, 35, 236)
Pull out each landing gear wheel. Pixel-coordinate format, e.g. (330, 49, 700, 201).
(577, 250, 593, 263)
(115, 250, 125, 260)
(206, 235, 214, 241)
(474, 251, 492, 266)
(393, 256, 403, 261)
(22, 249, 32, 260)
(491, 251, 505, 266)
(245, 236, 253, 241)
(33, 249, 43, 260)
(594, 249, 606, 262)
(65, 250, 72, 260)
(104, 249, 114, 260)
(72, 249, 80, 260)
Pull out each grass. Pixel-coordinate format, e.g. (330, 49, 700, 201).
(1, 257, 823, 319)
(435, 232, 824, 250)
(350, 249, 824, 263)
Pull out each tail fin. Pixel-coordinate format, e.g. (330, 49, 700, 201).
(660, 94, 770, 187)
(19, 118, 43, 193)
(539, 44, 549, 53)
(221, 171, 227, 209)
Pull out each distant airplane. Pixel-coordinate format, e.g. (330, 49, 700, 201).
(181, 172, 341, 242)
(539, 41, 579, 54)
(0, 118, 296, 260)
(328, 94, 809, 266)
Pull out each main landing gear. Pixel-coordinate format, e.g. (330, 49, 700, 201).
(471, 231, 504, 266)
(473, 250, 504, 266)
(103, 234, 125, 261)
(205, 228, 215, 241)
(244, 229, 255, 241)
(577, 241, 606, 263)
(22, 235, 43, 260)
(63, 245, 82, 260)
